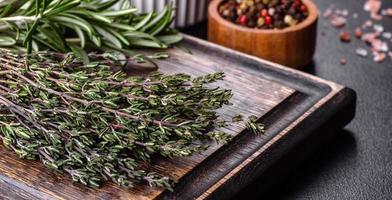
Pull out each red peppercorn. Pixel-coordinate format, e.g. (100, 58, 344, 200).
(294, 0, 301, 8)
(265, 16, 273, 25)
(300, 4, 307, 12)
(239, 15, 248, 25)
(355, 27, 363, 38)
(340, 58, 347, 65)
(340, 31, 351, 43)
(261, 9, 268, 17)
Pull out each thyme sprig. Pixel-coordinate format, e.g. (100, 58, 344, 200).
(0, 50, 235, 189)
(246, 115, 265, 134)
(0, 0, 182, 57)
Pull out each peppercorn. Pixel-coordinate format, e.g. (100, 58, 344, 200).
(265, 15, 273, 25)
(257, 17, 265, 26)
(340, 58, 348, 65)
(248, 20, 256, 27)
(300, 4, 307, 12)
(340, 31, 351, 43)
(261, 9, 268, 17)
(293, 0, 301, 8)
(239, 15, 249, 25)
(284, 15, 294, 24)
(355, 27, 363, 38)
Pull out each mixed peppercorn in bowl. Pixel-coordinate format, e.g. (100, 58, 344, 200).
(219, 0, 309, 30)
(208, 0, 318, 67)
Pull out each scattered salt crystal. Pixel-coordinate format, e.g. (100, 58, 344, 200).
(373, 24, 384, 33)
(342, 9, 349, 17)
(382, 32, 392, 39)
(364, 0, 382, 14)
(381, 8, 392, 17)
(382, 44, 389, 52)
(364, 0, 383, 20)
(364, 0, 372, 12)
(323, 8, 334, 18)
(362, 36, 389, 52)
(362, 33, 377, 43)
(371, 13, 383, 21)
(326, 2, 391, 64)
(375, 41, 389, 52)
(373, 52, 386, 63)
(362, 20, 373, 29)
(356, 48, 368, 57)
(331, 16, 347, 28)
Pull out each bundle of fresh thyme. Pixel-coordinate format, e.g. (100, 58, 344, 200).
(0, 0, 181, 57)
(0, 49, 264, 189)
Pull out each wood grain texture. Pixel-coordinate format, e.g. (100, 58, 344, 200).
(0, 35, 356, 200)
(208, 0, 318, 68)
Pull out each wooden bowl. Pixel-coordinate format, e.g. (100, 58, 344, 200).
(208, 0, 318, 68)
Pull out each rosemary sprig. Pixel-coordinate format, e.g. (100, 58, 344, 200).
(0, 0, 182, 57)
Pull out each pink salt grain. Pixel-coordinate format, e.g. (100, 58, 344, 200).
(382, 8, 392, 17)
(362, 20, 373, 29)
(323, 6, 334, 18)
(373, 52, 386, 63)
(371, 40, 389, 52)
(387, 8, 392, 16)
(331, 16, 347, 28)
(364, 0, 382, 20)
(362, 33, 377, 44)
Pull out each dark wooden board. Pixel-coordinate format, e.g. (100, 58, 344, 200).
(0, 35, 356, 200)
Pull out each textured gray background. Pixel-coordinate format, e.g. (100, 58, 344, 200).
(182, 0, 392, 199)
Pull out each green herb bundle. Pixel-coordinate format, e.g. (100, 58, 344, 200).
(0, 0, 181, 56)
(0, 49, 240, 189)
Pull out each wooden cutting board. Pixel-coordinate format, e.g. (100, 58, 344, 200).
(0, 35, 356, 200)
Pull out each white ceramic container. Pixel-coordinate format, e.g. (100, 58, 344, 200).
(131, 0, 209, 27)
